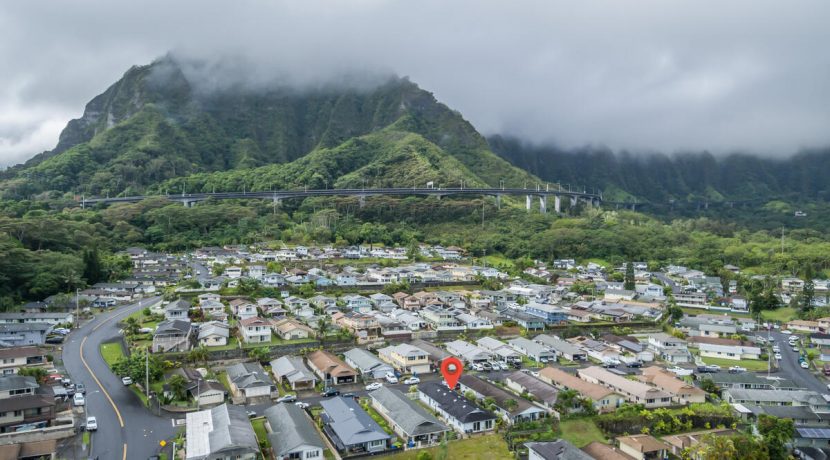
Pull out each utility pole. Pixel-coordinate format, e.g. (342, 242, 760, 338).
(145, 351, 149, 400)
(75, 289, 80, 328)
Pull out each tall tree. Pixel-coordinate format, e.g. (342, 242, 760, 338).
(82, 248, 104, 285)
(802, 264, 815, 311)
(624, 261, 636, 291)
(757, 414, 794, 460)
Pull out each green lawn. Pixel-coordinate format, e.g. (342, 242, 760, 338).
(700, 356, 768, 371)
(82, 431, 90, 446)
(385, 435, 512, 460)
(240, 335, 316, 349)
(559, 418, 607, 448)
(100, 342, 125, 367)
(761, 307, 797, 323)
(361, 403, 395, 438)
(252, 418, 270, 448)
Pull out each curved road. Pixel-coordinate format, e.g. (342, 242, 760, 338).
(62, 296, 177, 460)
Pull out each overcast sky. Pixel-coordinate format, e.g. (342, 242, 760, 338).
(2, 1, 829, 166)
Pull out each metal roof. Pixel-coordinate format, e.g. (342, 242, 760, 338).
(369, 386, 448, 437)
(264, 403, 324, 456)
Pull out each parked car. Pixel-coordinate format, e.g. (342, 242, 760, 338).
(403, 377, 421, 385)
(276, 394, 297, 403)
(321, 388, 340, 397)
(75, 383, 86, 394)
(295, 402, 310, 409)
(627, 361, 643, 368)
(73, 393, 85, 406)
(246, 410, 257, 418)
(801, 361, 810, 369)
(86, 416, 97, 431)
(782, 330, 793, 335)
(384, 372, 399, 384)
(480, 362, 492, 371)
(728, 366, 747, 373)
(471, 363, 484, 371)
(774, 353, 782, 360)
(121, 376, 133, 386)
(365, 382, 383, 391)
(341, 392, 357, 399)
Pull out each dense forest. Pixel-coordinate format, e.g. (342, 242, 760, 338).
(488, 135, 830, 204)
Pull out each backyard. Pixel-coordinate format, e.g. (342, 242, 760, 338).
(385, 435, 512, 460)
(558, 418, 607, 448)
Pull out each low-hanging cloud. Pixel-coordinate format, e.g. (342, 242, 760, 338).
(1, 0, 829, 166)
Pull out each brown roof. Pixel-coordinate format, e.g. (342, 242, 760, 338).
(617, 435, 670, 453)
(239, 317, 267, 327)
(639, 367, 706, 397)
(273, 318, 315, 336)
(581, 442, 634, 460)
(0, 346, 45, 360)
(662, 428, 739, 450)
(538, 367, 615, 401)
(307, 350, 356, 377)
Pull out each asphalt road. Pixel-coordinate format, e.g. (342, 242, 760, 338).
(767, 331, 828, 393)
(62, 296, 177, 460)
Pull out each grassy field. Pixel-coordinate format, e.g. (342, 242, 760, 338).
(559, 418, 607, 448)
(761, 307, 797, 323)
(700, 356, 769, 371)
(99, 342, 125, 366)
(240, 335, 316, 349)
(384, 435, 512, 460)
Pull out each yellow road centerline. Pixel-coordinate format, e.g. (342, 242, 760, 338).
(80, 335, 124, 427)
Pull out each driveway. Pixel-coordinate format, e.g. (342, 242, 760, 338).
(62, 296, 178, 460)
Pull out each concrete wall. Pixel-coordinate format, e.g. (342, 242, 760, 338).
(0, 423, 75, 446)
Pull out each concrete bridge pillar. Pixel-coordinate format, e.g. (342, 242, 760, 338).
(272, 196, 282, 207)
(583, 197, 593, 209)
(496, 194, 502, 209)
(182, 200, 196, 208)
(359, 195, 366, 208)
(539, 195, 547, 214)
(554, 195, 561, 213)
(570, 196, 578, 208)
(526, 195, 532, 211)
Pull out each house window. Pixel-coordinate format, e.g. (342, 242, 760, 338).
(306, 451, 320, 458)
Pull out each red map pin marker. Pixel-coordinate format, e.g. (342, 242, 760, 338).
(440, 357, 463, 389)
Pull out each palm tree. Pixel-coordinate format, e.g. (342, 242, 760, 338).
(168, 374, 188, 401)
(248, 347, 269, 363)
(317, 317, 330, 344)
(187, 346, 209, 365)
(123, 316, 140, 340)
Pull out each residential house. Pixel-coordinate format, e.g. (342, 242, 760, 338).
(526, 440, 593, 460)
(198, 300, 226, 320)
(342, 295, 373, 314)
(320, 397, 391, 454)
(377, 343, 432, 374)
(264, 403, 325, 460)
(343, 348, 394, 380)
(505, 371, 559, 410)
(418, 382, 497, 434)
(152, 319, 193, 352)
(408, 339, 451, 368)
(458, 375, 547, 424)
(507, 337, 556, 362)
(185, 404, 258, 460)
(307, 350, 357, 386)
(663, 429, 740, 457)
(696, 372, 801, 392)
(197, 321, 229, 347)
(225, 362, 274, 402)
(168, 368, 225, 407)
(787, 320, 821, 333)
(616, 435, 671, 460)
(272, 318, 314, 340)
(501, 309, 546, 331)
(582, 442, 639, 460)
(238, 317, 272, 344)
(310, 295, 337, 310)
(579, 366, 672, 408)
(0, 323, 53, 347)
(0, 346, 47, 375)
(421, 305, 464, 331)
(456, 313, 494, 330)
(638, 366, 706, 404)
(647, 333, 691, 363)
(476, 337, 522, 364)
(0, 312, 74, 326)
(524, 302, 568, 325)
(445, 340, 493, 364)
(370, 386, 450, 448)
(723, 389, 830, 412)
(690, 337, 762, 360)
(270, 356, 317, 390)
(537, 367, 624, 413)
(164, 299, 191, 321)
(336, 312, 381, 343)
(534, 334, 587, 361)
(0, 375, 55, 433)
(223, 266, 243, 279)
(229, 299, 258, 320)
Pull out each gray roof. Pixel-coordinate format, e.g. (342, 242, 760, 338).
(197, 322, 229, 340)
(0, 374, 39, 392)
(226, 362, 272, 389)
(743, 405, 823, 422)
(533, 334, 584, 356)
(155, 319, 192, 336)
(185, 404, 258, 460)
(264, 404, 324, 456)
(270, 356, 316, 384)
(505, 371, 559, 405)
(320, 396, 391, 448)
(166, 298, 192, 311)
(370, 386, 448, 437)
(343, 348, 392, 374)
(459, 375, 545, 417)
(0, 323, 52, 332)
(526, 440, 594, 460)
(418, 382, 496, 424)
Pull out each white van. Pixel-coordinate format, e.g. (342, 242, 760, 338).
(73, 393, 85, 406)
(384, 372, 399, 384)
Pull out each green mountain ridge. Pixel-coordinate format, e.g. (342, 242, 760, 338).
(1, 56, 535, 197)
